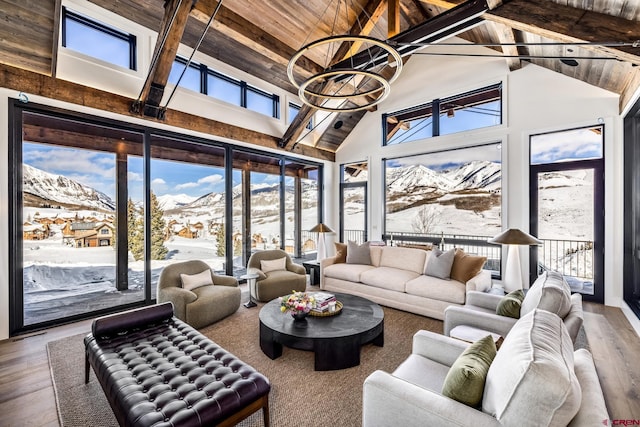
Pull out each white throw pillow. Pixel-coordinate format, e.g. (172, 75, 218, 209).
(482, 309, 581, 426)
(261, 257, 287, 273)
(180, 269, 213, 291)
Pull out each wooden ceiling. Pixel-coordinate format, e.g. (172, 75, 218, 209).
(1, 0, 639, 161)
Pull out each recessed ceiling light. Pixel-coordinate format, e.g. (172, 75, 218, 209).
(334, 120, 344, 130)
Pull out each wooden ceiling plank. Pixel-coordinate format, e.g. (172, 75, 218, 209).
(619, 68, 640, 112)
(484, 0, 640, 65)
(191, 1, 323, 77)
(136, 0, 194, 117)
(0, 63, 334, 162)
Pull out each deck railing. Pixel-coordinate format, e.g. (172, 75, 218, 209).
(537, 238, 594, 280)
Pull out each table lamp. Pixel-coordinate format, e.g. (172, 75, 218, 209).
(310, 223, 334, 261)
(488, 228, 542, 292)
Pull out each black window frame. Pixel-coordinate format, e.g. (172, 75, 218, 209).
(288, 102, 313, 130)
(382, 83, 502, 146)
(61, 7, 137, 71)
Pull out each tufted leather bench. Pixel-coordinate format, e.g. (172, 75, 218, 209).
(84, 302, 271, 427)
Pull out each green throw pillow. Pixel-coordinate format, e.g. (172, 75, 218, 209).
(441, 335, 497, 407)
(496, 289, 525, 318)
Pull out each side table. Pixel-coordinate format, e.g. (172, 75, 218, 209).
(302, 260, 320, 286)
(240, 273, 259, 308)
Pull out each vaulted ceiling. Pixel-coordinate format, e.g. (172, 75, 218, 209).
(1, 0, 639, 161)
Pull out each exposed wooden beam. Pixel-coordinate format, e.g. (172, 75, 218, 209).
(134, 0, 194, 118)
(280, 0, 389, 149)
(388, 0, 400, 37)
(620, 68, 640, 113)
(51, 0, 62, 77)
(484, 0, 640, 66)
(0, 63, 334, 161)
(487, 21, 521, 70)
(191, 0, 323, 77)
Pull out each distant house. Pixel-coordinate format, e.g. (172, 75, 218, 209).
(176, 226, 197, 239)
(23, 223, 48, 240)
(63, 221, 114, 247)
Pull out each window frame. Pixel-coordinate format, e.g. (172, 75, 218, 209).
(382, 83, 502, 146)
(288, 102, 313, 130)
(61, 7, 137, 71)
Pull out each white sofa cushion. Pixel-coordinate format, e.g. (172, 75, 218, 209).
(405, 275, 466, 304)
(521, 270, 572, 318)
(360, 267, 420, 292)
(323, 263, 376, 282)
(379, 246, 427, 275)
(483, 309, 581, 426)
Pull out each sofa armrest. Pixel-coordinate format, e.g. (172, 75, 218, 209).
(443, 305, 517, 338)
(212, 273, 239, 287)
(568, 349, 609, 426)
(412, 330, 469, 366)
(319, 257, 337, 289)
(247, 267, 267, 281)
(466, 269, 492, 292)
(466, 291, 504, 311)
(564, 293, 584, 343)
(158, 287, 197, 320)
(363, 370, 500, 427)
(288, 263, 306, 275)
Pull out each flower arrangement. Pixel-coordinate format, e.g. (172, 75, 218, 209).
(279, 291, 315, 316)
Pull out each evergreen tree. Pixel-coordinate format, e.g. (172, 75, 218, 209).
(150, 191, 168, 260)
(215, 224, 225, 257)
(128, 198, 144, 261)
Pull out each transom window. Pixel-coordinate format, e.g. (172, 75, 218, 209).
(62, 7, 136, 70)
(383, 83, 502, 146)
(169, 57, 280, 118)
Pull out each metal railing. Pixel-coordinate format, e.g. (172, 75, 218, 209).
(537, 238, 593, 280)
(343, 229, 366, 244)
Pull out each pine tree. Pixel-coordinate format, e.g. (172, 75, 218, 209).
(215, 224, 225, 257)
(127, 198, 144, 261)
(150, 191, 168, 260)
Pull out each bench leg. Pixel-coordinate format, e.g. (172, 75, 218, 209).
(84, 351, 90, 384)
(262, 394, 270, 427)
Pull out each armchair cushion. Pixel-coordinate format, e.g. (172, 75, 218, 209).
(260, 257, 286, 273)
(441, 335, 497, 407)
(180, 269, 214, 291)
(483, 309, 581, 426)
(495, 289, 524, 318)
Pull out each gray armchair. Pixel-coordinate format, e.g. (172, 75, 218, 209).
(363, 310, 608, 427)
(157, 260, 240, 329)
(444, 270, 584, 342)
(247, 249, 307, 302)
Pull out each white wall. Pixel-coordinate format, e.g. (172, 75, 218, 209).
(333, 46, 625, 310)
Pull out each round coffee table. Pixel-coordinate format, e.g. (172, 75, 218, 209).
(259, 292, 384, 371)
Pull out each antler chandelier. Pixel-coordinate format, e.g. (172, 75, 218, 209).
(287, 0, 403, 112)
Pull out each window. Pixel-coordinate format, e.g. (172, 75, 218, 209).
(340, 162, 368, 244)
(383, 84, 502, 145)
(288, 103, 313, 130)
(383, 143, 502, 274)
(62, 7, 136, 70)
(247, 85, 279, 118)
(9, 102, 322, 335)
(207, 71, 242, 106)
(168, 58, 202, 93)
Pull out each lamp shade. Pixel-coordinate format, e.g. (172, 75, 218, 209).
(488, 228, 541, 245)
(310, 223, 334, 233)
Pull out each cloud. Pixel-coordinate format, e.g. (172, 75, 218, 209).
(128, 172, 143, 181)
(389, 143, 502, 170)
(198, 174, 223, 185)
(531, 127, 602, 164)
(151, 178, 166, 185)
(176, 182, 199, 190)
(25, 147, 116, 179)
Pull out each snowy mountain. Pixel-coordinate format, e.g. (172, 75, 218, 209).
(22, 164, 115, 211)
(387, 164, 455, 193)
(443, 160, 502, 191)
(157, 193, 197, 210)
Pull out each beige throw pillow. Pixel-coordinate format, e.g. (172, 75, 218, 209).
(260, 257, 287, 273)
(180, 269, 213, 291)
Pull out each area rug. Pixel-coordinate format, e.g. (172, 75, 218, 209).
(47, 303, 443, 427)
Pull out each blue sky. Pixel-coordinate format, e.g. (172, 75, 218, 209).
(22, 143, 265, 201)
(387, 143, 502, 171)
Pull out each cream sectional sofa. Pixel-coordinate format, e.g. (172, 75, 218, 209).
(320, 245, 492, 320)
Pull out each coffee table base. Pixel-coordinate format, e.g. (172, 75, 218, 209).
(259, 318, 384, 371)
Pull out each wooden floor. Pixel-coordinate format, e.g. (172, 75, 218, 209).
(0, 302, 638, 426)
